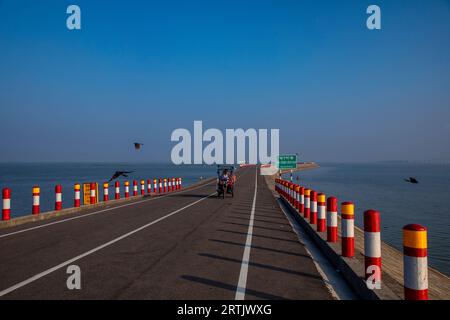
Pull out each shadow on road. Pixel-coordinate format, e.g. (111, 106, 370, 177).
(198, 252, 322, 280)
(180, 275, 288, 300)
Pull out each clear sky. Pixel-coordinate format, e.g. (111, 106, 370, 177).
(0, 0, 449, 163)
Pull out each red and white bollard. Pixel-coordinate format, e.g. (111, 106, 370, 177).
(294, 185, 300, 210)
(74, 183, 81, 207)
(310, 191, 317, 225)
(299, 186, 304, 215)
(179, 178, 182, 190)
(317, 193, 326, 232)
(164, 178, 167, 193)
(124, 181, 130, 198)
(341, 202, 355, 258)
(2, 188, 11, 221)
(159, 179, 163, 193)
(133, 180, 138, 196)
(32, 186, 40, 215)
(115, 181, 120, 200)
(327, 197, 338, 242)
(303, 189, 311, 219)
(403, 224, 428, 300)
(55, 185, 62, 211)
(90, 182, 96, 204)
(172, 178, 176, 191)
(291, 183, 295, 206)
(103, 183, 109, 202)
(147, 179, 152, 194)
(168, 178, 172, 192)
(364, 209, 382, 286)
(141, 180, 145, 196)
(153, 179, 157, 193)
(287, 183, 292, 205)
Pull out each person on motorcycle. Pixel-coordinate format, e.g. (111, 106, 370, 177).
(220, 169, 229, 184)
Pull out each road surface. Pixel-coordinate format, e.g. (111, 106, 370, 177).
(0, 166, 334, 300)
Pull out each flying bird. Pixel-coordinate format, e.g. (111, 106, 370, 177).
(108, 171, 134, 182)
(404, 177, 419, 184)
(134, 143, 144, 150)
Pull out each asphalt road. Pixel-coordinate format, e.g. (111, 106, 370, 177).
(0, 166, 332, 300)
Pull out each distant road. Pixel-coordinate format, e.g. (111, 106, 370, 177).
(0, 166, 333, 299)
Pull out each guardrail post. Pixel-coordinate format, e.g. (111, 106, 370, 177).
(364, 209, 382, 287)
(310, 191, 317, 224)
(115, 181, 120, 199)
(403, 224, 428, 300)
(32, 186, 40, 215)
(125, 181, 130, 198)
(327, 197, 338, 242)
(55, 185, 62, 211)
(2, 188, 11, 221)
(74, 183, 81, 207)
(341, 202, 355, 258)
(304, 188, 311, 219)
(103, 183, 109, 202)
(133, 180, 138, 196)
(317, 193, 326, 232)
(90, 182, 96, 204)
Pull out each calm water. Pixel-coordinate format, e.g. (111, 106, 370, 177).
(285, 163, 450, 276)
(0, 163, 215, 219)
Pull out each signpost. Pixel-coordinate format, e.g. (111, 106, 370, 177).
(277, 154, 297, 169)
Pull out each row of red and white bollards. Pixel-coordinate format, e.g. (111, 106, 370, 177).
(1, 177, 182, 219)
(275, 178, 428, 300)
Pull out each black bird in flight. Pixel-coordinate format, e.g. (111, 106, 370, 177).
(108, 171, 134, 182)
(134, 143, 144, 150)
(404, 177, 419, 184)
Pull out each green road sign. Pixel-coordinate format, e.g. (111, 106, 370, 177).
(277, 154, 297, 169)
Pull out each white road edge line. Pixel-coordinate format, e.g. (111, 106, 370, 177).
(0, 180, 215, 239)
(0, 191, 217, 297)
(277, 198, 356, 300)
(235, 166, 258, 300)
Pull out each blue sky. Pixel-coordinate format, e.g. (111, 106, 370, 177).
(0, 0, 449, 163)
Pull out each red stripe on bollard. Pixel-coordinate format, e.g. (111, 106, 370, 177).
(153, 179, 157, 193)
